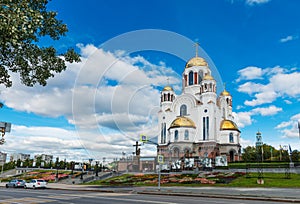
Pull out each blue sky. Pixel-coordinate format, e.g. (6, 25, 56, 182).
(1, 0, 300, 161)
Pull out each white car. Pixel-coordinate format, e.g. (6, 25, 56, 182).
(24, 179, 47, 189)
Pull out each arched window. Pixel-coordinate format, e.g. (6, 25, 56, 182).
(174, 130, 178, 141)
(173, 148, 179, 158)
(198, 71, 203, 83)
(180, 104, 187, 116)
(184, 130, 189, 140)
(188, 71, 193, 85)
(229, 132, 234, 143)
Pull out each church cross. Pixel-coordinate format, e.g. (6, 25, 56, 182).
(195, 42, 199, 57)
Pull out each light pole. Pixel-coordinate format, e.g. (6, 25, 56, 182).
(95, 161, 99, 177)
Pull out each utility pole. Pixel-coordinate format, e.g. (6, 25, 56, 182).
(133, 141, 141, 172)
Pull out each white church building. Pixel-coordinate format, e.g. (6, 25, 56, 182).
(157, 48, 241, 165)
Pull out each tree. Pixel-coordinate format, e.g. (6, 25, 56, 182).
(241, 146, 256, 162)
(0, 0, 80, 87)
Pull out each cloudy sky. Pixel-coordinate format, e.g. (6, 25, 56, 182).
(1, 0, 300, 162)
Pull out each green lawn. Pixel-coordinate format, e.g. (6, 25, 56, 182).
(227, 173, 300, 188)
(87, 172, 300, 188)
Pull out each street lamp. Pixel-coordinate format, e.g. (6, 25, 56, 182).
(95, 161, 99, 177)
(55, 157, 59, 182)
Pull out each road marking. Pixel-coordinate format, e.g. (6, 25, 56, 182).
(88, 196, 178, 204)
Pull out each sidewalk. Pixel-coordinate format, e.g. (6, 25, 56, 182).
(1, 182, 300, 202)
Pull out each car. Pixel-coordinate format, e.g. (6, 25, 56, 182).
(24, 179, 47, 189)
(6, 179, 26, 188)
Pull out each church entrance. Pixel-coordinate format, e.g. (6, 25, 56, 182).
(229, 150, 235, 162)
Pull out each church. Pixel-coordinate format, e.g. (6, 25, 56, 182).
(157, 46, 241, 168)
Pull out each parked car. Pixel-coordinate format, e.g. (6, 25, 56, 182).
(24, 179, 47, 189)
(6, 179, 26, 188)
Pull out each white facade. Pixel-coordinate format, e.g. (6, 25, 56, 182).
(158, 52, 241, 162)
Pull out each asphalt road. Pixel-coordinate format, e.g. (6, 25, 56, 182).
(0, 188, 293, 204)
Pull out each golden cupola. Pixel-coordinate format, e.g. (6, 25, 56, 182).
(162, 85, 174, 91)
(220, 84, 231, 96)
(185, 42, 208, 68)
(185, 56, 208, 68)
(203, 73, 214, 80)
(220, 119, 240, 132)
(169, 116, 196, 129)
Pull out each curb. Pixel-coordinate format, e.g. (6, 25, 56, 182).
(2, 185, 300, 203)
(137, 191, 300, 203)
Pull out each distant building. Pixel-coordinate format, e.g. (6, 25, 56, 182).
(34, 154, 53, 163)
(10, 153, 30, 161)
(0, 152, 7, 164)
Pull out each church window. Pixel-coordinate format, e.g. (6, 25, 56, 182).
(203, 116, 209, 140)
(198, 71, 203, 83)
(167, 93, 170, 101)
(163, 123, 166, 143)
(203, 117, 205, 140)
(173, 148, 179, 157)
(180, 104, 187, 116)
(161, 123, 166, 144)
(194, 72, 198, 84)
(174, 130, 178, 141)
(229, 132, 234, 143)
(188, 71, 193, 85)
(160, 123, 164, 144)
(184, 130, 189, 140)
(206, 116, 209, 140)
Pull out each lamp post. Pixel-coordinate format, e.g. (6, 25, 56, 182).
(55, 157, 59, 182)
(95, 161, 99, 177)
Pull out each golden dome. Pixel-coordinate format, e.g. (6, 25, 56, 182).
(169, 116, 196, 129)
(185, 56, 208, 68)
(203, 74, 214, 80)
(162, 85, 173, 91)
(220, 120, 240, 132)
(220, 90, 230, 96)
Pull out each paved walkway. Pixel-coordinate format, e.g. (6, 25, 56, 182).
(1, 182, 300, 202)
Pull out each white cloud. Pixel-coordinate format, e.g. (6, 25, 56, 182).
(236, 66, 300, 107)
(240, 138, 254, 148)
(244, 91, 278, 106)
(233, 105, 282, 128)
(251, 105, 282, 116)
(232, 111, 252, 128)
(0, 44, 181, 161)
(270, 72, 300, 97)
(237, 82, 264, 94)
(236, 66, 263, 82)
(279, 35, 298, 43)
(284, 100, 292, 105)
(246, 0, 271, 6)
(275, 113, 300, 138)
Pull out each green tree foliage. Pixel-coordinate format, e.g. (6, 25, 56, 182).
(241, 146, 256, 162)
(0, 0, 80, 87)
(242, 144, 300, 162)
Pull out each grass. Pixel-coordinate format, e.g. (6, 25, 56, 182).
(227, 173, 300, 188)
(86, 172, 300, 188)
